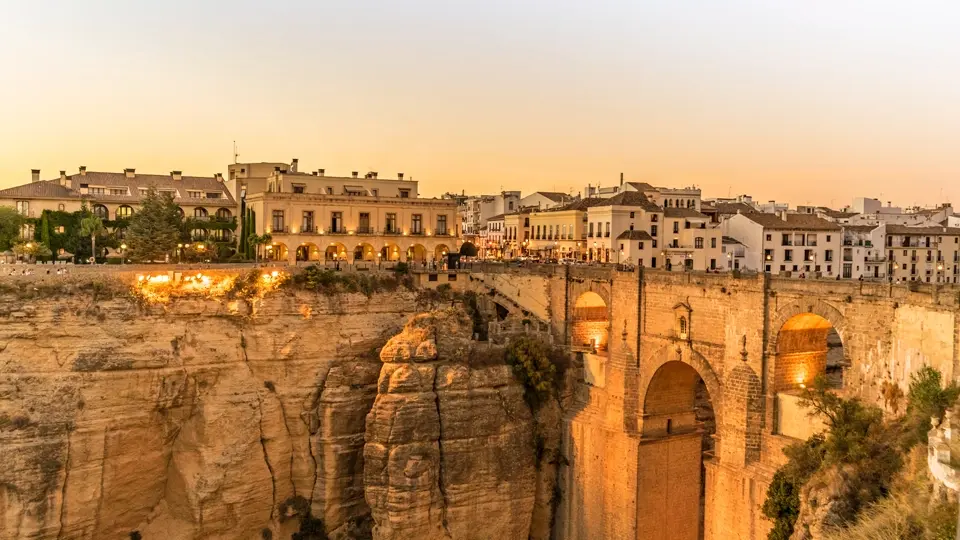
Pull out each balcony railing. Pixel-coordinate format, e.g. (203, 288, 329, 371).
(300, 225, 317, 234)
(383, 229, 401, 235)
(356, 227, 375, 234)
(410, 230, 424, 236)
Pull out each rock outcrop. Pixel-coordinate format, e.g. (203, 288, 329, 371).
(364, 309, 538, 540)
(0, 283, 419, 539)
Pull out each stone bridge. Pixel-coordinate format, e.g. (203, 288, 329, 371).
(465, 264, 960, 540)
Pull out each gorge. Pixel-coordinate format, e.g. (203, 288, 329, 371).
(2, 264, 959, 540)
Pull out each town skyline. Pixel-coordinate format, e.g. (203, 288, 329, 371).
(2, 1, 959, 207)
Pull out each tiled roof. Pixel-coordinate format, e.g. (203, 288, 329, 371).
(714, 202, 757, 215)
(740, 212, 841, 231)
(821, 209, 859, 219)
(842, 225, 878, 233)
(0, 171, 235, 205)
(554, 197, 608, 211)
(593, 191, 661, 212)
(721, 236, 743, 245)
(530, 191, 570, 203)
(0, 180, 80, 200)
(664, 207, 709, 219)
(486, 213, 506, 222)
(886, 225, 960, 236)
(616, 230, 653, 241)
(624, 182, 656, 192)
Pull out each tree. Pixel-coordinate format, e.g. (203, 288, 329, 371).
(0, 206, 24, 251)
(79, 214, 105, 263)
(126, 188, 182, 262)
(39, 211, 51, 257)
(12, 241, 52, 261)
(247, 232, 272, 263)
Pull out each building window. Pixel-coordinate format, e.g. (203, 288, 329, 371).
(292, 184, 306, 194)
(651, 225, 657, 237)
(695, 237, 704, 249)
(193, 207, 207, 219)
(784, 249, 793, 262)
(58, 203, 65, 211)
(331, 211, 343, 233)
(110, 188, 126, 196)
(673, 222, 679, 234)
(412, 214, 423, 234)
(302, 211, 314, 233)
(711, 237, 717, 248)
(826, 235, 831, 242)
(92, 204, 109, 219)
(825, 250, 833, 261)
(639, 241, 644, 249)
(386, 213, 397, 233)
(651, 214, 659, 222)
(216, 208, 232, 219)
(399, 189, 410, 198)
(88, 187, 105, 195)
(117, 205, 134, 219)
(358, 212, 371, 233)
(15, 201, 29, 216)
(272, 210, 285, 231)
(766, 234, 772, 241)
(589, 222, 594, 237)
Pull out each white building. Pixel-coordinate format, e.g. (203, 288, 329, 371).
(460, 191, 521, 239)
(480, 214, 506, 258)
(840, 225, 886, 279)
(722, 212, 842, 277)
(721, 236, 746, 271)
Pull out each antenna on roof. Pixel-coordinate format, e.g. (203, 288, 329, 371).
(233, 141, 239, 164)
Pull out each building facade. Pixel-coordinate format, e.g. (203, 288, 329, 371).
(243, 168, 459, 264)
(723, 212, 842, 277)
(882, 225, 960, 284)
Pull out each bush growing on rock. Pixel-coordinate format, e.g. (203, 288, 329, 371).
(505, 336, 568, 410)
(763, 369, 960, 540)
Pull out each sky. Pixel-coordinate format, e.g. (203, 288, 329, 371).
(1, 1, 959, 208)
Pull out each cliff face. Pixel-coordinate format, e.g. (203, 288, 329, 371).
(0, 284, 419, 540)
(364, 309, 538, 540)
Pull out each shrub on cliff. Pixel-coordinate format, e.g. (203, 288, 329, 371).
(290, 265, 408, 297)
(763, 376, 903, 539)
(505, 336, 568, 410)
(903, 366, 960, 447)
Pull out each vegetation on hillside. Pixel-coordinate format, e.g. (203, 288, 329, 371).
(763, 367, 960, 539)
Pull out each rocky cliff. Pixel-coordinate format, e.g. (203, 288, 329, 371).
(0, 278, 419, 539)
(364, 309, 538, 540)
(0, 274, 556, 540)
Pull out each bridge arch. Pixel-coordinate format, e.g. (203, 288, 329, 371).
(639, 344, 723, 432)
(636, 344, 722, 540)
(769, 301, 847, 392)
(572, 291, 609, 352)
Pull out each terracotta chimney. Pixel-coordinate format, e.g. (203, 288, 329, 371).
(79, 166, 87, 176)
(352, 171, 358, 178)
(59, 170, 67, 185)
(290, 158, 299, 173)
(171, 170, 183, 181)
(31, 169, 40, 182)
(124, 168, 135, 178)
(318, 169, 325, 177)
(398, 172, 404, 180)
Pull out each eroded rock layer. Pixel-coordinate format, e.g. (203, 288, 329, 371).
(364, 309, 537, 540)
(0, 288, 418, 540)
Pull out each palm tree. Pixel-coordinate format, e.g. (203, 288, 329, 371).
(79, 215, 105, 263)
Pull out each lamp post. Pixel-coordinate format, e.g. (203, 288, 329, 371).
(120, 243, 126, 265)
(177, 243, 183, 264)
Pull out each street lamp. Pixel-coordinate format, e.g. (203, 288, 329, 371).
(120, 243, 126, 265)
(177, 243, 183, 264)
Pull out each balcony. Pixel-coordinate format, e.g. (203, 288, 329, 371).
(328, 228, 348, 235)
(300, 225, 317, 234)
(410, 230, 424, 236)
(383, 228, 401, 235)
(356, 227, 375, 235)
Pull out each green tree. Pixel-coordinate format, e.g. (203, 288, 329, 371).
(904, 366, 960, 446)
(0, 206, 25, 251)
(79, 214, 105, 263)
(39, 212, 51, 259)
(13, 241, 52, 261)
(247, 232, 272, 263)
(126, 188, 182, 262)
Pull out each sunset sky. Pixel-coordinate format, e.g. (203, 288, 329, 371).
(1, 1, 958, 208)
